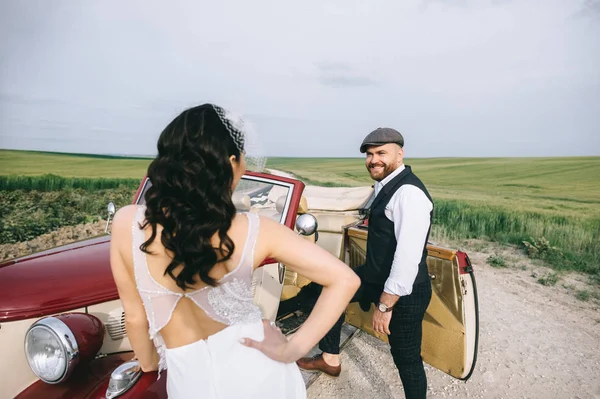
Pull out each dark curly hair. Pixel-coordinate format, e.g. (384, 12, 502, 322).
(140, 104, 244, 290)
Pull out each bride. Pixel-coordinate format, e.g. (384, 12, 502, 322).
(109, 103, 360, 398)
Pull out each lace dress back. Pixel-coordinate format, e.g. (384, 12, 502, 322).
(131, 205, 263, 374)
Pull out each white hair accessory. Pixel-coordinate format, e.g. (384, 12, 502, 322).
(211, 105, 245, 153)
(211, 104, 266, 172)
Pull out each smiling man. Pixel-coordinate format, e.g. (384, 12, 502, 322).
(296, 128, 434, 399)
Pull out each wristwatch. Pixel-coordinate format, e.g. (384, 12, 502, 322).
(377, 302, 394, 313)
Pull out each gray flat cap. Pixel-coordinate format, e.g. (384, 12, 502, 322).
(360, 127, 404, 153)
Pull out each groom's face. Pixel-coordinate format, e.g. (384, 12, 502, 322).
(364, 143, 404, 182)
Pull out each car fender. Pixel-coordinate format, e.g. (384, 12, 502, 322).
(15, 353, 167, 399)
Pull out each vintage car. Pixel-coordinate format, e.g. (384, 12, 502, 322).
(0, 171, 479, 399)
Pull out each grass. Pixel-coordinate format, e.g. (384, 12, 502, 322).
(0, 174, 140, 191)
(0, 187, 136, 243)
(1, 150, 599, 282)
(487, 254, 507, 268)
(537, 272, 559, 286)
(575, 290, 590, 301)
(430, 200, 600, 276)
(0, 149, 152, 178)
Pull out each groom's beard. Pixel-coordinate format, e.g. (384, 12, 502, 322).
(368, 162, 396, 182)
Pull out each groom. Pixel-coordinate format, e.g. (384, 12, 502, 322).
(292, 128, 434, 399)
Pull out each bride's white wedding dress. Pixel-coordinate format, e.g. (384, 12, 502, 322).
(132, 207, 306, 398)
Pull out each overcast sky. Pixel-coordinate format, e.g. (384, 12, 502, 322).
(1, 0, 599, 158)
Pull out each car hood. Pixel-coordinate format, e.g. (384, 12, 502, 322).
(0, 236, 118, 322)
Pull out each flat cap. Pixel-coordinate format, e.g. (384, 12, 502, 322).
(359, 127, 404, 153)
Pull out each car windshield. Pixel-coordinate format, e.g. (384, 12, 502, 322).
(136, 176, 292, 224)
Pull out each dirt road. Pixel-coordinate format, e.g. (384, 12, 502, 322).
(307, 242, 600, 399)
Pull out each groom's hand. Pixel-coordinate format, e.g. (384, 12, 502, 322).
(372, 309, 392, 335)
(373, 292, 398, 335)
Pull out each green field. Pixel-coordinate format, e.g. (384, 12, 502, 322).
(268, 157, 600, 280)
(4, 151, 599, 219)
(1, 150, 599, 281)
(0, 150, 152, 178)
(267, 157, 600, 219)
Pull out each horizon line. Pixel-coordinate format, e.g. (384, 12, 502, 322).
(1, 148, 599, 160)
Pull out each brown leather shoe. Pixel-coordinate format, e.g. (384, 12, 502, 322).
(296, 354, 341, 377)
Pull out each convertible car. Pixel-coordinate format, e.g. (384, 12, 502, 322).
(0, 171, 479, 399)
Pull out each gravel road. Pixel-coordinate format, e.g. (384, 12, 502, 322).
(307, 244, 600, 399)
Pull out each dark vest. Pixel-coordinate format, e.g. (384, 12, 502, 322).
(363, 165, 433, 288)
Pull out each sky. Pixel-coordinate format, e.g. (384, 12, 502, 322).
(0, 0, 599, 158)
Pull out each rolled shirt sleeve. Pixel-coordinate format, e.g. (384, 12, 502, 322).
(383, 184, 433, 297)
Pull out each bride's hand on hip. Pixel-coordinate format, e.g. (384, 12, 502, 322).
(240, 319, 299, 363)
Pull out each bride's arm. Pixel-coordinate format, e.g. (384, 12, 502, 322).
(243, 216, 360, 362)
(110, 206, 159, 372)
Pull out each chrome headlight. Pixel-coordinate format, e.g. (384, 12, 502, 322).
(24, 317, 78, 383)
(106, 360, 142, 399)
(24, 313, 104, 384)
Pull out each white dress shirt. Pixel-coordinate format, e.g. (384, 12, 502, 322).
(373, 164, 433, 297)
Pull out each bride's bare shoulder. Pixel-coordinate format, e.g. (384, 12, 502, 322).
(109, 205, 146, 245)
(112, 205, 141, 228)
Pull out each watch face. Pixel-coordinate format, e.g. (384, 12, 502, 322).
(378, 303, 386, 312)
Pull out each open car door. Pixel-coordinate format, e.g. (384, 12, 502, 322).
(343, 225, 479, 380)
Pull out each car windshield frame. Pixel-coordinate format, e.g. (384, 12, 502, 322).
(134, 174, 296, 225)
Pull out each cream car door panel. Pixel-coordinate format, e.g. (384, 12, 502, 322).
(343, 226, 479, 380)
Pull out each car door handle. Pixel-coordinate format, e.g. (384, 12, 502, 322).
(278, 263, 285, 284)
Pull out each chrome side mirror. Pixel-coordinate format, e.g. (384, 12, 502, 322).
(105, 202, 116, 235)
(295, 214, 318, 241)
(105, 360, 142, 398)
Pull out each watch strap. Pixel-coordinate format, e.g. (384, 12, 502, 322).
(378, 302, 394, 312)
